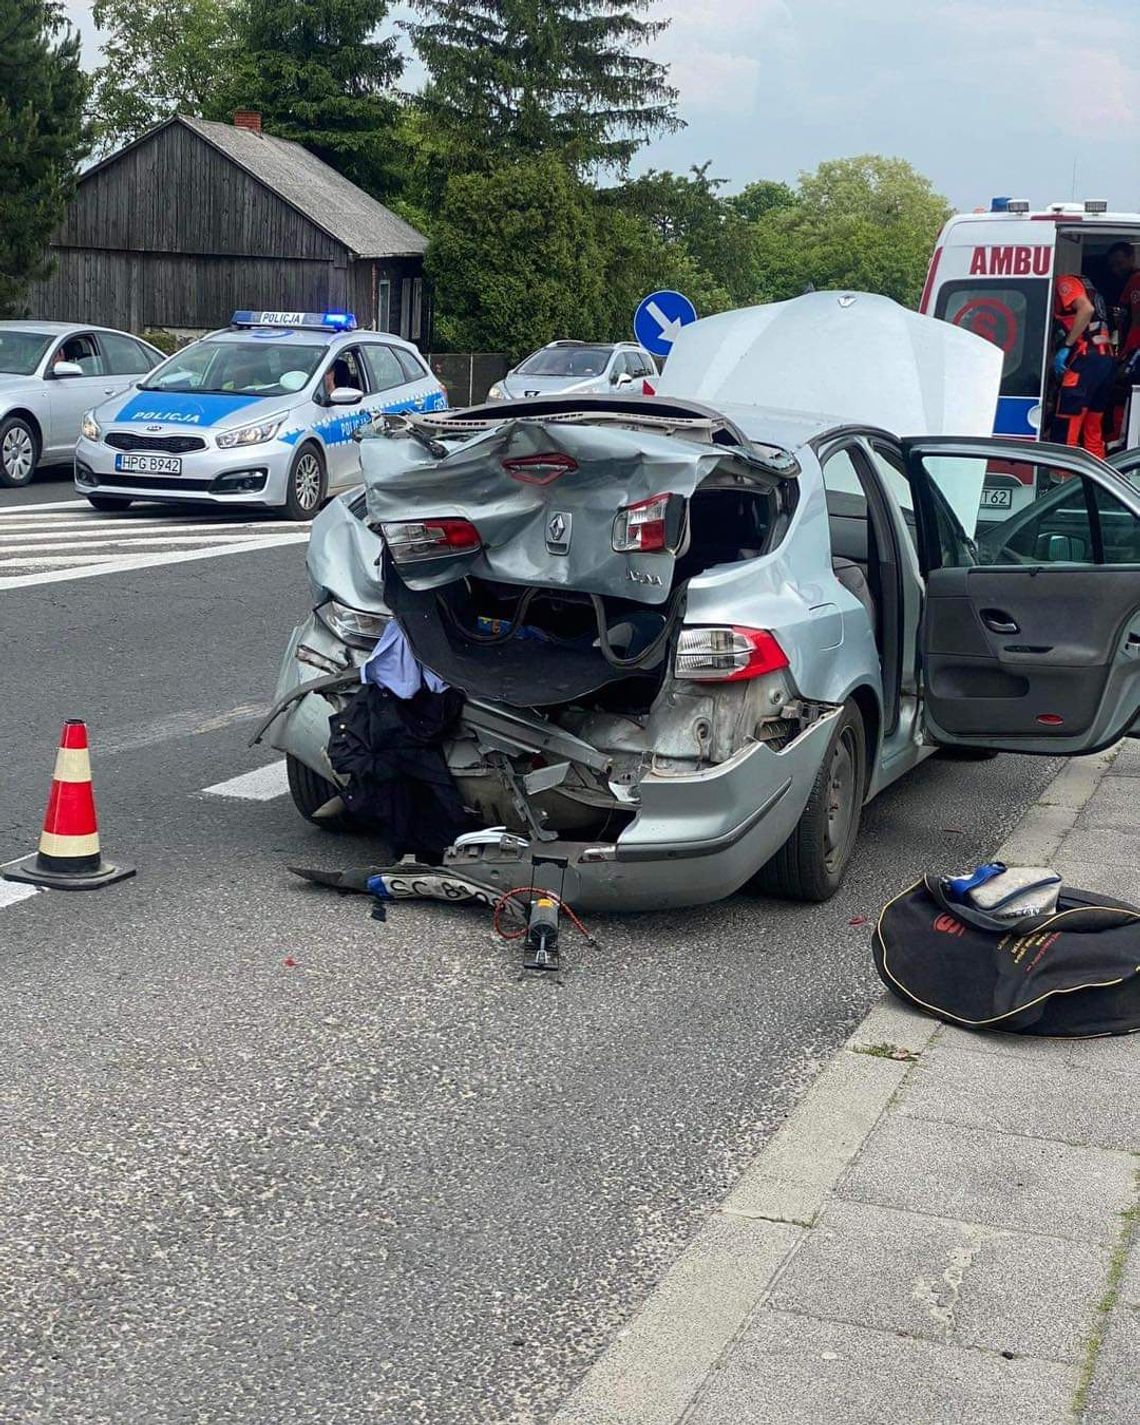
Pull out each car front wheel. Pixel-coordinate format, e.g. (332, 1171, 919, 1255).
(286, 754, 350, 830)
(283, 444, 326, 521)
(0, 416, 39, 487)
(752, 699, 867, 902)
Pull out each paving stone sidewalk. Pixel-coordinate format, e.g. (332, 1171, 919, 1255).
(553, 744, 1140, 1425)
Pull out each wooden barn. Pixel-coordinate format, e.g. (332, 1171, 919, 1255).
(27, 112, 430, 346)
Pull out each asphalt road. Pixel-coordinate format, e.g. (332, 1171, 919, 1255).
(0, 472, 1063, 1424)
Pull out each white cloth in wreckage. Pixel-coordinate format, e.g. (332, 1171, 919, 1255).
(360, 619, 448, 698)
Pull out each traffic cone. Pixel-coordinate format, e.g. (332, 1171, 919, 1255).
(3, 721, 135, 890)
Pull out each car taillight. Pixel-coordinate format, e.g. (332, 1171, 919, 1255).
(381, 517, 481, 563)
(502, 452, 579, 485)
(675, 627, 789, 682)
(612, 492, 685, 553)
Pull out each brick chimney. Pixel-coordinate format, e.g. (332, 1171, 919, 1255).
(233, 110, 262, 134)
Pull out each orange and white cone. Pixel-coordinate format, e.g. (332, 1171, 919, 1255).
(3, 721, 134, 890)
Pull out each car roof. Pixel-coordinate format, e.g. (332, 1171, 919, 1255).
(715, 401, 860, 451)
(194, 325, 423, 353)
(0, 320, 124, 336)
(539, 340, 644, 351)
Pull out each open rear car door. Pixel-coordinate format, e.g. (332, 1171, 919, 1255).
(901, 437, 1140, 754)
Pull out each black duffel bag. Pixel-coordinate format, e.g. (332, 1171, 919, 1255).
(873, 876, 1140, 1037)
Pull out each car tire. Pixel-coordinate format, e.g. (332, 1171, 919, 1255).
(752, 699, 867, 902)
(286, 754, 351, 831)
(0, 415, 39, 487)
(283, 443, 326, 521)
(938, 746, 1000, 762)
(86, 495, 133, 513)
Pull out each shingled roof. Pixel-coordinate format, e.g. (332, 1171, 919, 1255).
(173, 115, 427, 259)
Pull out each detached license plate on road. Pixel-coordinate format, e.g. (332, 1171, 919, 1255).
(114, 453, 182, 475)
(979, 486, 1013, 509)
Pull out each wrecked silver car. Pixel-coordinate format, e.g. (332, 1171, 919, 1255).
(259, 294, 1140, 911)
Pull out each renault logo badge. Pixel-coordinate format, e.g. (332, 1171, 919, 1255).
(546, 511, 571, 554)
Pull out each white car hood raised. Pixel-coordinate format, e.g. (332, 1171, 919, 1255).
(656, 291, 1003, 437)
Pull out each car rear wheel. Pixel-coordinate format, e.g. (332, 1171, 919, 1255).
(283, 444, 326, 521)
(0, 416, 39, 487)
(86, 495, 133, 513)
(286, 754, 351, 830)
(752, 699, 867, 902)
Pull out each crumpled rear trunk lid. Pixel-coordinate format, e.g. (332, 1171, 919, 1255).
(361, 412, 752, 606)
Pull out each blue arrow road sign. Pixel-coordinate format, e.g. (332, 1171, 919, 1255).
(634, 290, 698, 359)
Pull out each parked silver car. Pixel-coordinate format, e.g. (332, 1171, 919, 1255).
(261, 295, 1140, 911)
(487, 340, 657, 401)
(0, 321, 163, 487)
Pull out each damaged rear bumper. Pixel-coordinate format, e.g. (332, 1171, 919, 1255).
(441, 706, 839, 912)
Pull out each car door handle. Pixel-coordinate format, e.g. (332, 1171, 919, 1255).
(103, 387, 116, 395)
(981, 609, 1020, 635)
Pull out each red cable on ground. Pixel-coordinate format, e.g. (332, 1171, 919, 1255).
(491, 887, 597, 947)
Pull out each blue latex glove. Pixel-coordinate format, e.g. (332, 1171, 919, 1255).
(1053, 346, 1073, 378)
(944, 862, 1006, 901)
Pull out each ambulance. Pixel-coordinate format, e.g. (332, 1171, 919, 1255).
(922, 198, 1140, 444)
(921, 198, 1140, 526)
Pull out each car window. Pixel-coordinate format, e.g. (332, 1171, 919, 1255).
(142, 339, 327, 396)
(100, 333, 159, 376)
(54, 333, 104, 376)
(363, 344, 409, 393)
(934, 278, 1049, 402)
(323, 346, 368, 396)
(866, 442, 918, 555)
(393, 346, 427, 383)
(916, 454, 1140, 567)
(515, 345, 612, 377)
(822, 447, 865, 504)
(0, 330, 52, 375)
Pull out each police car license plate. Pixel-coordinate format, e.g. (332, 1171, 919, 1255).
(114, 453, 182, 475)
(979, 487, 1013, 509)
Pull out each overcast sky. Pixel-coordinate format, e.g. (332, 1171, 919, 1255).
(62, 0, 1140, 212)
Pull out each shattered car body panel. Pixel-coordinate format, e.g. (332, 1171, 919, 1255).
(264, 295, 1006, 912)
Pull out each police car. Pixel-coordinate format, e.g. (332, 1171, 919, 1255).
(74, 311, 447, 518)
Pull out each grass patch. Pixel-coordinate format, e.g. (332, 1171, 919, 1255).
(853, 1042, 918, 1062)
(1072, 1170, 1140, 1418)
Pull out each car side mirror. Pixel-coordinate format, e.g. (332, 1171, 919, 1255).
(613, 372, 634, 388)
(52, 361, 84, 378)
(328, 386, 364, 406)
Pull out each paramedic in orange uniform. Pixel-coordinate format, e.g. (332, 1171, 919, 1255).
(1051, 274, 1116, 458)
(1107, 243, 1140, 357)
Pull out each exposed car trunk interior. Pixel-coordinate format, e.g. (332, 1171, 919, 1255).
(381, 470, 801, 843)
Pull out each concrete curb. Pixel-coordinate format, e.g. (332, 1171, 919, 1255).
(550, 746, 1127, 1425)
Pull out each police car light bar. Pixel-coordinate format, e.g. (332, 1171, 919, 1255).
(1006, 199, 1030, 214)
(230, 310, 358, 331)
(1084, 199, 1108, 214)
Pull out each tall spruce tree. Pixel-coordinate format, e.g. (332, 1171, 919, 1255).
(220, 0, 404, 191)
(0, 1, 88, 316)
(406, 0, 680, 172)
